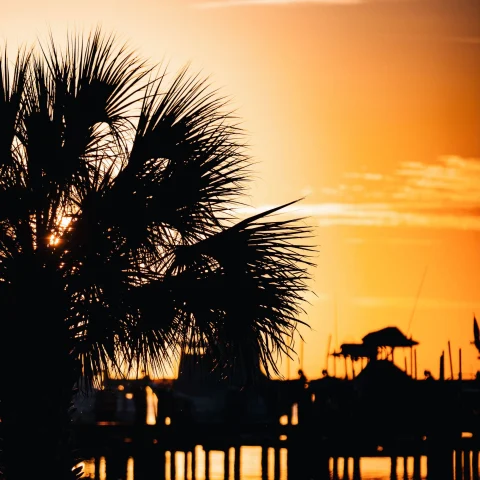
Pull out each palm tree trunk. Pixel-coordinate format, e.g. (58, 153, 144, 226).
(0, 282, 79, 480)
(0, 358, 80, 480)
(0, 378, 79, 480)
(0, 265, 81, 480)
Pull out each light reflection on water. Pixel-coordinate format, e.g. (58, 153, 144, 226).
(77, 447, 429, 480)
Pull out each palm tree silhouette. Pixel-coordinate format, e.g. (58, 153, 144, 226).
(0, 29, 315, 479)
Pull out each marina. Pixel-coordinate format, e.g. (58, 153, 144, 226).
(69, 322, 480, 479)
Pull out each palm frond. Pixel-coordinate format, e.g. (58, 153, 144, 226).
(0, 45, 31, 163)
(0, 46, 34, 255)
(125, 201, 316, 381)
(106, 65, 251, 249)
(0, 28, 316, 391)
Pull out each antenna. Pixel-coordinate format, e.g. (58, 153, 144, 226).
(325, 334, 332, 375)
(406, 264, 428, 336)
(414, 349, 417, 379)
(334, 293, 339, 350)
(300, 335, 304, 373)
(459, 348, 462, 381)
(448, 341, 453, 380)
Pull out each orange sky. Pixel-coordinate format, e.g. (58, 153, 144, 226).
(2, 0, 479, 379)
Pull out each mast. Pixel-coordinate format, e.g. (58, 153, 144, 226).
(325, 334, 332, 376)
(300, 335, 305, 373)
(448, 341, 453, 380)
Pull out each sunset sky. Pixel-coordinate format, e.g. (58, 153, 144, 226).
(2, 0, 479, 379)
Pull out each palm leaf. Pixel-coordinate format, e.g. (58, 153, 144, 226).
(0, 27, 316, 390)
(118, 200, 315, 382)
(107, 65, 251, 249)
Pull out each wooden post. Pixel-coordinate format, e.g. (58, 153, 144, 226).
(192, 447, 197, 480)
(170, 451, 176, 480)
(413, 455, 421, 480)
(225, 448, 231, 480)
(455, 449, 463, 480)
(414, 349, 417, 379)
(403, 457, 408, 480)
(159, 450, 166, 480)
(261, 446, 268, 480)
(94, 456, 101, 480)
(391, 456, 398, 480)
(205, 449, 210, 480)
(473, 450, 479, 480)
(426, 451, 438, 479)
(274, 447, 280, 480)
(343, 457, 350, 480)
(446, 449, 454, 480)
(410, 347, 413, 378)
(440, 352, 445, 381)
(287, 445, 296, 479)
(464, 450, 472, 480)
(459, 348, 463, 381)
(234, 445, 241, 480)
(353, 456, 361, 480)
(448, 341, 453, 379)
(332, 457, 339, 480)
(321, 455, 330, 480)
(185, 451, 189, 480)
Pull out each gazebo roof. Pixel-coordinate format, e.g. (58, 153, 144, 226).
(362, 326, 418, 348)
(332, 343, 377, 359)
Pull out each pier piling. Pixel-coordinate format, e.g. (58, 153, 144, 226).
(413, 455, 421, 480)
(205, 449, 210, 480)
(332, 456, 339, 479)
(465, 450, 472, 480)
(343, 456, 350, 480)
(234, 445, 241, 480)
(225, 447, 232, 480)
(353, 456, 361, 480)
(473, 450, 479, 480)
(274, 447, 280, 480)
(390, 455, 398, 480)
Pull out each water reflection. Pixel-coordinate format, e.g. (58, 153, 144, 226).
(76, 448, 433, 480)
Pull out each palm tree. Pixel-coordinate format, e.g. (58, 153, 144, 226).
(0, 29, 315, 479)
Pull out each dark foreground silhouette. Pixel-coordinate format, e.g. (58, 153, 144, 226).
(0, 28, 315, 480)
(70, 324, 480, 479)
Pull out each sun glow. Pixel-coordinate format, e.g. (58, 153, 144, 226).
(49, 234, 60, 246)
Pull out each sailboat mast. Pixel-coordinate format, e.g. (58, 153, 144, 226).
(300, 336, 304, 372)
(325, 334, 332, 376)
(448, 341, 453, 380)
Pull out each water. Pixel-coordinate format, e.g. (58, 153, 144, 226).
(76, 446, 434, 479)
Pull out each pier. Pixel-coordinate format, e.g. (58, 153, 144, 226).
(68, 324, 480, 479)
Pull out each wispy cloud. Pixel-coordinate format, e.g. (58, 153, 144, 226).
(234, 156, 480, 230)
(195, 0, 362, 8)
(351, 296, 480, 311)
(319, 156, 480, 205)
(344, 237, 434, 246)
(235, 202, 480, 230)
